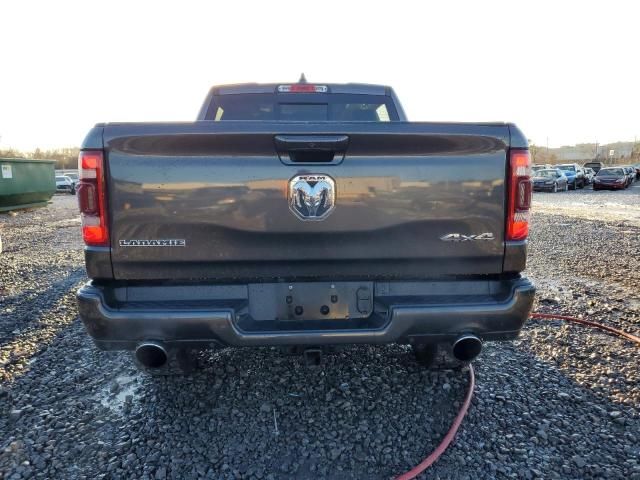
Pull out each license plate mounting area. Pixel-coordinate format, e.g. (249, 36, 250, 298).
(247, 282, 374, 321)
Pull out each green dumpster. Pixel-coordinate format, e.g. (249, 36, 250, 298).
(0, 158, 56, 212)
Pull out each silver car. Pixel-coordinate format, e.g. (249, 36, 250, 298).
(532, 168, 569, 192)
(583, 168, 595, 185)
(55, 175, 76, 195)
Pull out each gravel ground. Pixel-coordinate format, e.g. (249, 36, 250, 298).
(1, 188, 639, 480)
(533, 180, 640, 226)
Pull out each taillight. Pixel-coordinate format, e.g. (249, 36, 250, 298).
(506, 149, 532, 241)
(77, 150, 109, 246)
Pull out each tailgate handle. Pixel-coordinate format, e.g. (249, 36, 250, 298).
(275, 135, 349, 164)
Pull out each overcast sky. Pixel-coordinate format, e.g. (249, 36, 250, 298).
(1, 0, 638, 150)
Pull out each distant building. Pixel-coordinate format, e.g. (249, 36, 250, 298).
(548, 141, 636, 164)
(594, 142, 634, 163)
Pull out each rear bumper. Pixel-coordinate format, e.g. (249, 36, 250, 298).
(77, 277, 535, 350)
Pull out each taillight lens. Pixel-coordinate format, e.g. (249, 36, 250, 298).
(77, 150, 109, 246)
(506, 150, 532, 241)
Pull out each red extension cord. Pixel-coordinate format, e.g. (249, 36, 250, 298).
(394, 313, 640, 480)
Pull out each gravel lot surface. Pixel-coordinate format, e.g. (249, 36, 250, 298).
(533, 181, 640, 226)
(1, 187, 639, 480)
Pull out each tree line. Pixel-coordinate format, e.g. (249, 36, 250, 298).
(0, 147, 79, 170)
(2, 142, 638, 170)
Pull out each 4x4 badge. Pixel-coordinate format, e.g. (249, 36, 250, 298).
(440, 233, 495, 242)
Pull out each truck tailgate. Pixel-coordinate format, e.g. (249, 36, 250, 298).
(103, 121, 510, 280)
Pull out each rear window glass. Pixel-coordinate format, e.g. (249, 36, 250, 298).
(208, 93, 399, 121)
(281, 104, 327, 121)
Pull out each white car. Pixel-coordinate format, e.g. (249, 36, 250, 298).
(55, 175, 76, 195)
(63, 172, 79, 187)
(583, 168, 595, 185)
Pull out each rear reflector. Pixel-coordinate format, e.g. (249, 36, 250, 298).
(77, 150, 109, 246)
(277, 84, 328, 93)
(506, 150, 532, 241)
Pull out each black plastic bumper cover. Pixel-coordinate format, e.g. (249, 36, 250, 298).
(77, 277, 535, 350)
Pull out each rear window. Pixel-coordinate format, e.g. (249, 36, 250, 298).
(281, 104, 327, 121)
(207, 93, 398, 122)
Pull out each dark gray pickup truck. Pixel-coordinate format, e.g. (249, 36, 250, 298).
(76, 80, 535, 373)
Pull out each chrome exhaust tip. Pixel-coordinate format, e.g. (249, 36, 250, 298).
(452, 335, 483, 362)
(135, 342, 168, 369)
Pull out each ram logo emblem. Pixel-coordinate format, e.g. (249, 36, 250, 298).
(289, 174, 335, 221)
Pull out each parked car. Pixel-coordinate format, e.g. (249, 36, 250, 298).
(623, 166, 636, 185)
(75, 79, 535, 373)
(557, 163, 586, 189)
(583, 167, 595, 185)
(634, 164, 640, 180)
(532, 168, 568, 192)
(592, 167, 628, 190)
(64, 172, 79, 187)
(583, 161, 603, 173)
(618, 166, 631, 187)
(532, 164, 551, 174)
(55, 170, 80, 189)
(55, 175, 76, 194)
